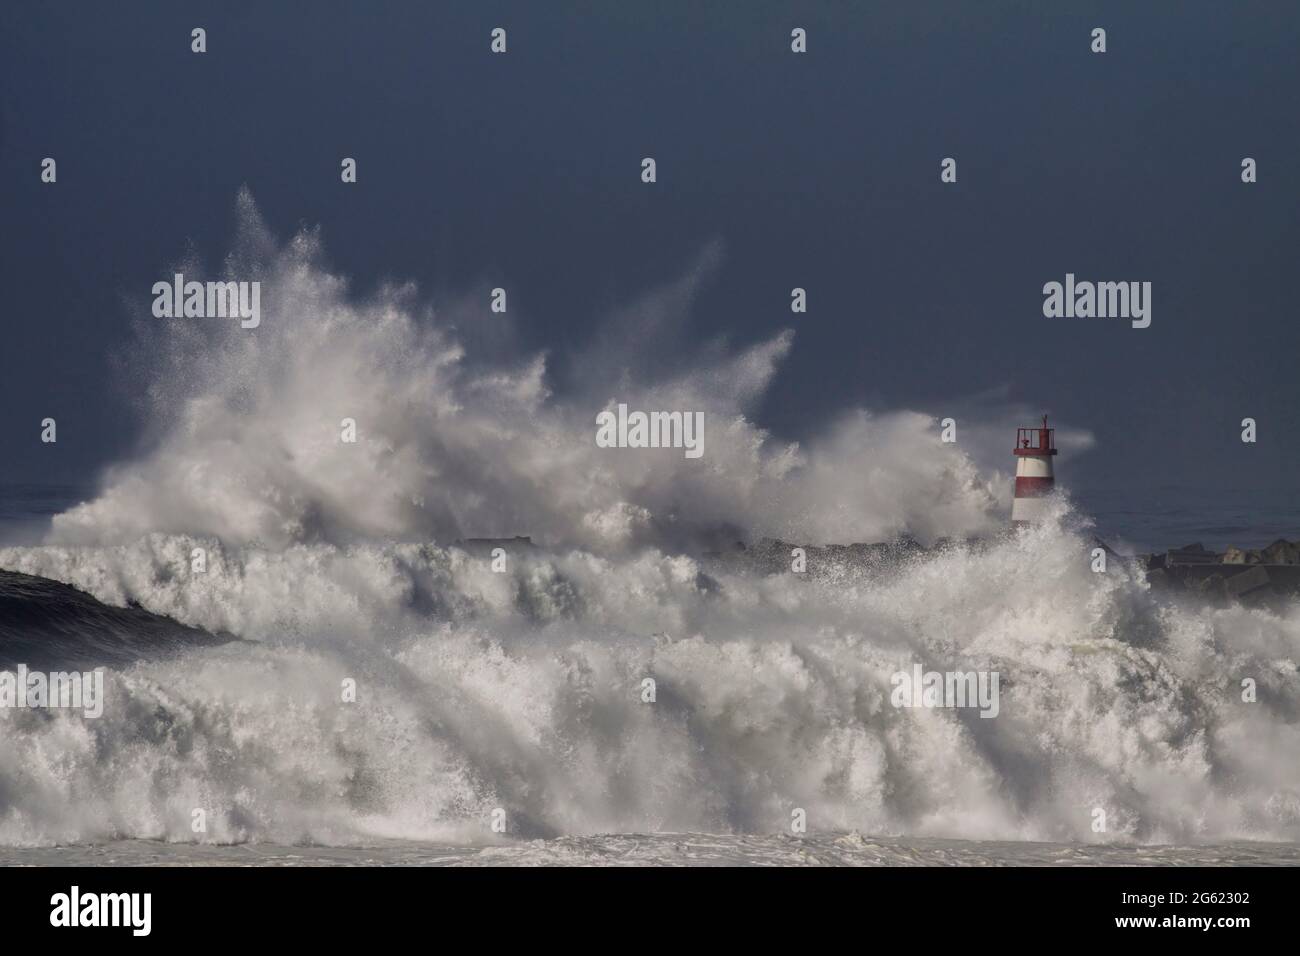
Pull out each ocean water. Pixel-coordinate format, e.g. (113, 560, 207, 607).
(5, 483, 1295, 560)
(1073, 487, 1300, 556)
(3, 834, 1298, 867)
(1, 195, 1297, 867)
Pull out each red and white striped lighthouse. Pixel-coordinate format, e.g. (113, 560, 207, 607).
(1011, 415, 1057, 525)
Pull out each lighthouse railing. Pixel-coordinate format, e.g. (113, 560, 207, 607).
(1015, 427, 1054, 452)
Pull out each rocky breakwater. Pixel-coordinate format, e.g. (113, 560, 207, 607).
(700, 533, 1300, 607)
(1144, 539, 1300, 604)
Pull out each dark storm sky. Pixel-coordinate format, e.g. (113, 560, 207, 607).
(2, 1, 1297, 491)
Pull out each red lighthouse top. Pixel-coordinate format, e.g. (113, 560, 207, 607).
(1014, 415, 1058, 456)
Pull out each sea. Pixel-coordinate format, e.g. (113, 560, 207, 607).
(0, 199, 1297, 866)
(1, 480, 1298, 867)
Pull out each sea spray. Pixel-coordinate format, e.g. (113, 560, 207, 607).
(1, 514, 1298, 847)
(1, 193, 1288, 850)
(46, 190, 1015, 552)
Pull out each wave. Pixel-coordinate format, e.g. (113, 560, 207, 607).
(45, 190, 1058, 553)
(1, 516, 1299, 847)
(0, 567, 229, 671)
(0, 194, 1295, 848)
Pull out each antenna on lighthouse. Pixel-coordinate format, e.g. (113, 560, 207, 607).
(1012, 415, 1057, 526)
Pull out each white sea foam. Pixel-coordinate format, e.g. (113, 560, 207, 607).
(1, 194, 1295, 849)
(47, 190, 1031, 553)
(2, 517, 1299, 847)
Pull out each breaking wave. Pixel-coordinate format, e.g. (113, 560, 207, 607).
(0, 193, 1296, 849)
(47, 191, 1021, 553)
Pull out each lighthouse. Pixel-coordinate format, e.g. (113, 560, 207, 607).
(1012, 415, 1057, 525)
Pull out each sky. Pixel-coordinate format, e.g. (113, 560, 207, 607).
(2, 0, 1298, 492)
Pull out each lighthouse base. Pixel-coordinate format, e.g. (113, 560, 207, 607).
(1010, 495, 1051, 524)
